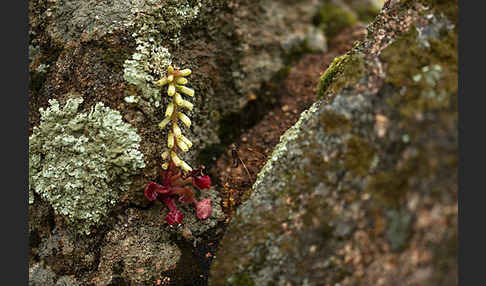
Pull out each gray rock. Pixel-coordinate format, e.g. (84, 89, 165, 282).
(210, 1, 457, 285)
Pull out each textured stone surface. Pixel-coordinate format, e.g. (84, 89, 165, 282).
(210, 1, 457, 285)
(27, 0, 423, 284)
(29, 0, 329, 283)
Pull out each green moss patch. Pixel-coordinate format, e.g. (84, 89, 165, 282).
(343, 135, 375, 176)
(317, 52, 365, 98)
(321, 111, 352, 134)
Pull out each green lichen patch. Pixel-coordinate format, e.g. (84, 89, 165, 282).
(29, 98, 146, 234)
(123, 39, 172, 107)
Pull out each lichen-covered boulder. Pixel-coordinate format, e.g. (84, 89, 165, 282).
(210, 1, 457, 285)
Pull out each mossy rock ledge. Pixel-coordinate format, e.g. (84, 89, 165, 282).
(210, 1, 457, 285)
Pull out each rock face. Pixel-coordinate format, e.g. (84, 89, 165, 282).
(29, 0, 329, 284)
(210, 1, 457, 285)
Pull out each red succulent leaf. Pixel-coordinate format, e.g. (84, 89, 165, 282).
(192, 175, 211, 190)
(145, 181, 172, 202)
(166, 210, 184, 225)
(172, 186, 195, 204)
(144, 181, 160, 201)
(161, 196, 177, 212)
(195, 198, 212, 220)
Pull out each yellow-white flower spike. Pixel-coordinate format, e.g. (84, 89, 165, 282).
(177, 85, 195, 97)
(176, 138, 189, 152)
(180, 160, 193, 172)
(168, 83, 176, 96)
(161, 162, 169, 170)
(158, 117, 171, 129)
(180, 135, 193, 148)
(176, 77, 188, 85)
(165, 102, 174, 118)
(174, 92, 184, 106)
(179, 69, 191, 76)
(168, 65, 175, 74)
(173, 123, 182, 138)
(156, 77, 168, 87)
(181, 100, 194, 111)
(178, 112, 191, 127)
(161, 151, 169, 160)
(171, 151, 181, 166)
(167, 132, 174, 148)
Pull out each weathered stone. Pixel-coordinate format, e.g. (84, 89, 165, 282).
(210, 1, 457, 285)
(27, 0, 408, 284)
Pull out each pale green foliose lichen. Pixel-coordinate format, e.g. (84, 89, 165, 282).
(123, 0, 202, 107)
(29, 98, 146, 234)
(123, 40, 172, 107)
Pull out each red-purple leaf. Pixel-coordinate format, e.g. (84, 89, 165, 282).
(195, 198, 212, 219)
(166, 210, 184, 225)
(192, 175, 211, 190)
(144, 182, 159, 201)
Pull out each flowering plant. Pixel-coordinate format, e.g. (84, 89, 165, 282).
(144, 66, 212, 226)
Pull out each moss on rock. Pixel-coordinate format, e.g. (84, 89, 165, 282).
(317, 52, 365, 98)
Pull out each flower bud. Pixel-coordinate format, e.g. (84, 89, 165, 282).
(177, 85, 194, 97)
(167, 83, 176, 96)
(167, 132, 174, 148)
(181, 100, 194, 111)
(161, 162, 169, 170)
(168, 65, 175, 74)
(173, 123, 182, 138)
(174, 92, 184, 106)
(165, 102, 174, 117)
(167, 74, 174, 82)
(156, 77, 168, 87)
(180, 160, 193, 172)
(171, 151, 181, 166)
(176, 77, 188, 85)
(161, 151, 169, 159)
(179, 69, 191, 76)
(180, 135, 193, 148)
(158, 117, 171, 129)
(176, 138, 189, 152)
(178, 112, 191, 127)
